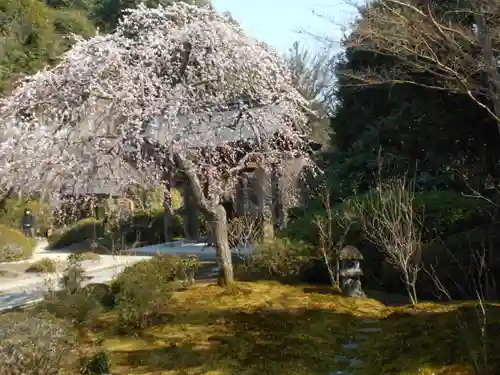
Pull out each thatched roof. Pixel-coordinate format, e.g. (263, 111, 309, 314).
(58, 102, 318, 197)
(145, 103, 294, 148)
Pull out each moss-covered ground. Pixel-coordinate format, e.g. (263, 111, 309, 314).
(69, 281, 500, 375)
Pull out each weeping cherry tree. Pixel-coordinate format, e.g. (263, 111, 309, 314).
(0, 3, 314, 286)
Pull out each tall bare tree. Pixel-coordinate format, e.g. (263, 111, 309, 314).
(341, 0, 500, 132)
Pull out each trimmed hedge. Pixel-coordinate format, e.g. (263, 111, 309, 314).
(120, 209, 184, 246)
(48, 218, 105, 249)
(49, 208, 206, 250)
(0, 224, 36, 262)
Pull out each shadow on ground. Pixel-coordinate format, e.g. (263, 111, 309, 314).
(108, 306, 359, 375)
(92, 283, 500, 375)
(356, 304, 500, 375)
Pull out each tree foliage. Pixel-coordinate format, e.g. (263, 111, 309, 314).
(90, 0, 209, 32)
(327, 6, 500, 196)
(0, 0, 96, 94)
(0, 0, 210, 94)
(0, 3, 312, 286)
(285, 41, 336, 145)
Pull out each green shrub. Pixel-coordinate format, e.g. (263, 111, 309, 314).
(282, 198, 326, 245)
(120, 208, 184, 246)
(26, 258, 57, 273)
(129, 186, 183, 211)
(81, 350, 111, 375)
(0, 198, 53, 236)
(60, 255, 91, 295)
(111, 254, 183, 329)
(83, 283, 115, 309)
(49, 218, 105, 249)
(39, 258, 102, 327)
(41, 291, 104, 327)
(0, 224, 36, 262)
(50, 196, 209, 250)
(237, 238, 316, 282)
(414, 190, 496, 239)
(0, 313, 75, 375)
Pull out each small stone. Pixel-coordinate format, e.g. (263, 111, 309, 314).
(342, 343, 359, 350)
(349, 358, 364, 367)
(334, 355, 348, 362)
(354, 334, 369, 341)
(357, 327, 382, 333)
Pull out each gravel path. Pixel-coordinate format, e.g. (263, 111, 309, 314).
(0, 239, 239, 312)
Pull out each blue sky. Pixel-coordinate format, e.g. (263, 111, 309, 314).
(211, 0, 358, 53)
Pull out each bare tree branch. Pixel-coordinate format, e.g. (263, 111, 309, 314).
(338, 0, 500, 131)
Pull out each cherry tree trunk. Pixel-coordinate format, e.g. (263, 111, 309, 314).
(173, 153, 235, 288)
(212, 204, 234, 286)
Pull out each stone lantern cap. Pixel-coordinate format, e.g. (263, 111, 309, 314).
(338, 245, 364, 261)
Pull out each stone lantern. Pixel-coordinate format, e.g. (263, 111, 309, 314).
(338, 245, 366, 298)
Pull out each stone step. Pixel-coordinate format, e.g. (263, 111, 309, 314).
(357, 327, 382, 333)
(334, 355, 348, 362)
(353, 334, 369, 341)
(360, 319, 379, 324)
(349, 358, 364, 367)
(342, 343, 360, 350)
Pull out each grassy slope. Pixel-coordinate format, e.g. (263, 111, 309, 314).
(80, 282, 500, 375)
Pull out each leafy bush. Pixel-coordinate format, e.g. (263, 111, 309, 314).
(41, 291, 104, 328)
(39, 257, 102, 327)
(414, 190, 496, 239)
(286, 189, 495, 245)
(83, 283, 115, 309)
(120, 208, 184, 245)
(0, 314, 75, 375)
(81, 350, 111, 375)
(0, 198, 53, 236)
(111, 254, 183, 329)
(282, 198, 327, 245)
(129, 186, 183, 212)
(0, 224, 36, 262)
(25, 258, 57, 273)
(238, 238, 315, 282)
(60, 254, 91, 295)
(49, 218, 105, 249)
(50, 207, 196, 251)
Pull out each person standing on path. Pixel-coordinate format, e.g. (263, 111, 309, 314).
(21, 209, 36, 238)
